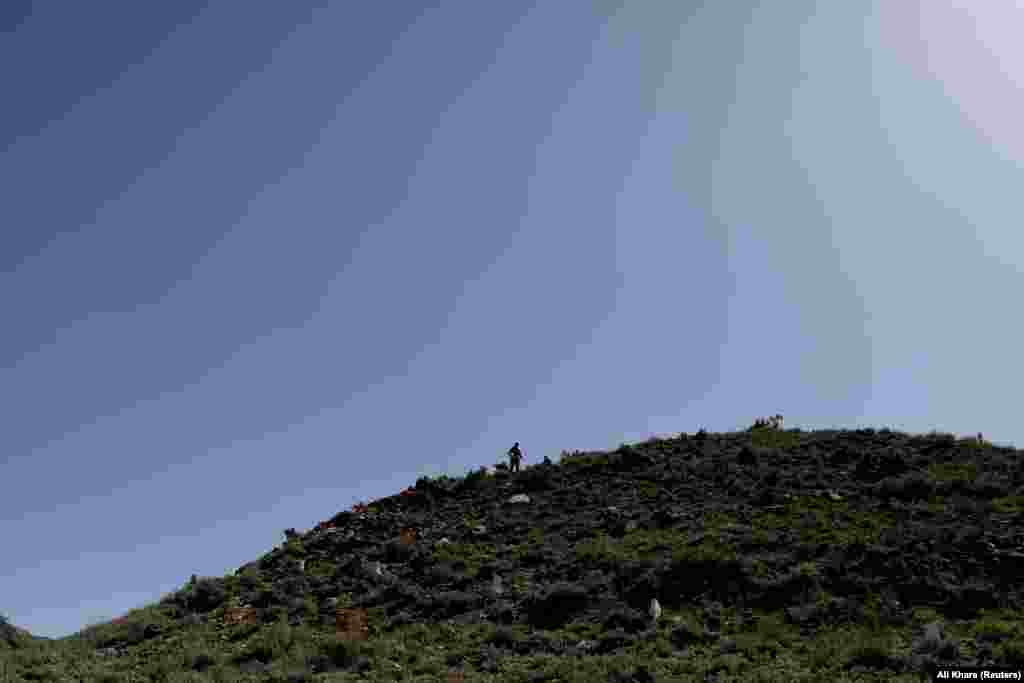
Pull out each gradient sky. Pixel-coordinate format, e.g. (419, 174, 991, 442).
(2, 1, 1021, 639)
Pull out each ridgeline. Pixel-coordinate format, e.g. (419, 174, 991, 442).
(4, 425, 1024, 682)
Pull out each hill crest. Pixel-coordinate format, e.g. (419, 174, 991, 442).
(7, 425, 1024, 681)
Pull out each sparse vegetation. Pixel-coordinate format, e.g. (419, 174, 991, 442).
(3, 425, 1023, 681)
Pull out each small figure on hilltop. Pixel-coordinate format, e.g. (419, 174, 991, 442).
(508, 442, 523, 473)
(542, 455, 552, 466)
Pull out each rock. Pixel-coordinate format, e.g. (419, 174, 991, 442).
(648, 598, 662, 622)
(237, 658, 269, 674)
(669, 622, 702, 649)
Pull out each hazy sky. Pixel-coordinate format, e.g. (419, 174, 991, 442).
(2, 1, 1021, 639)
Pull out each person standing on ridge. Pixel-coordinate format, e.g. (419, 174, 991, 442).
(508, 442, 523, 473)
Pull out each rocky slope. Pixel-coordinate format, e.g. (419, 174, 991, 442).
(8, 425, 1024, 681)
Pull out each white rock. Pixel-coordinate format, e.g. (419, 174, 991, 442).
(507, 494, 531, 505)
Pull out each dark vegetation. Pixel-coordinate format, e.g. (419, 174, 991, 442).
(2, 425, 1024, 681)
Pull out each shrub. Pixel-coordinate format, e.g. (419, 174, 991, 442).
(876, 472, 933, 501)
(516, 464, 556, 491)
(235, 640, 276, 665)
(637, 481, 659, 499)
(969, 473, 1011, 499)
(189, 652, 217, 672)
(488, 625, 518, 647)
(926, 430, 958, 445)
(412, 474, 457, 497)
(190, 577, 228, 612)
(950, 495, 993, 516)
(321, 637, 370, 669)
(239, 567, 263, 592)
(285, 538, 306, 558)
(464, 466, 490, 486)
(997, 638, 1024, 667)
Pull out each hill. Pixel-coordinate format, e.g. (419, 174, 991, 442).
(0, 615, 49, 650)
(3, 424, 1024, 681)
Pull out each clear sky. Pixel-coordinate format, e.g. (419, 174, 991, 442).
(2, 1, 1021, 639)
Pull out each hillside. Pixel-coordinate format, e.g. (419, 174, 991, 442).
(0, 616, 49, 650)
(3, 424, 1024, 682)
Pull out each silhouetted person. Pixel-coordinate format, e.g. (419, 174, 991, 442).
(508, 442, 523, 473)
(542, 455, 552, 466)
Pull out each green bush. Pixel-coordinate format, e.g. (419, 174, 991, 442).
(321, 637, 370, 668)
(190, 577, 228, 612)
(238, 567, 263, 593)
(284, 537, 307, 558)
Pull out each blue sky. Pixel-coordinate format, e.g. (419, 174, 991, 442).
(2, 1, 1021, 639)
